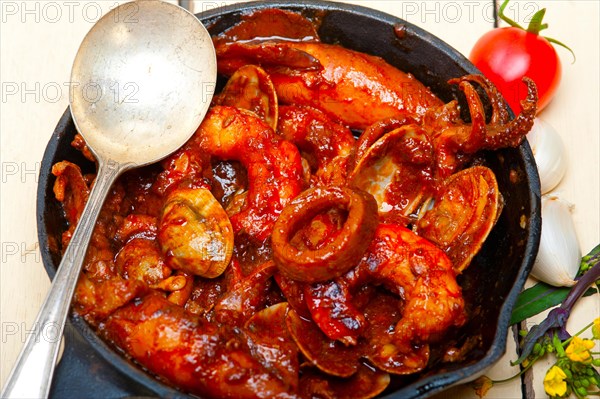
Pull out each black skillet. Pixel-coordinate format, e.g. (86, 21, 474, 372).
(37, 1, 541, 398)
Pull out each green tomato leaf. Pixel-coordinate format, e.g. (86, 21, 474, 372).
(526, 8, 548, 35)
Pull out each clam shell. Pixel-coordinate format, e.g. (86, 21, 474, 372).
(158, 187, 234, 278)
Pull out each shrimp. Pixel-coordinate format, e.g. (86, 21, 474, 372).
(364, 224, 466, 350)
(304, 224, 466, 355)
(193, 105, 304, 241)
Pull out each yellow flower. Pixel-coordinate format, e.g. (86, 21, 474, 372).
(544, 365, 568, 397)
(565, 336, 595, 364)
(592, 317, 600, 339)
(472, 376, 493, 398)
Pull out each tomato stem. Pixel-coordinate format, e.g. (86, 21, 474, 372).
(498, 0, 524, 30)
(546, 37, 576, 63)
(498, 0, 576, 63)
(526, 8, 548, 35)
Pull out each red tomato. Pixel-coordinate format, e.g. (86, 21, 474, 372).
(469, 27, 561, 114)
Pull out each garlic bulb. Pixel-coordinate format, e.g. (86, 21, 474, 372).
(526, 118, 567, 194)
(531, 195, 581, 287)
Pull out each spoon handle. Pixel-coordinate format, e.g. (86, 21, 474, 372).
(1, 159, 124, 399)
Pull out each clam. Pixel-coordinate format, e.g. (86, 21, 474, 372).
(299, 363, 390, 399)
(417, 166, 501, 273)
(158, 187, 233, 278)
(115, 238, 171, 285)
(286, 308, 360, 377)
(244, 302, 299, 391)
(349, 126, 434, 217)
(216, 64, 278, 130)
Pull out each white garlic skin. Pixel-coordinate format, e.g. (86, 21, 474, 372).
(531, 195, 581, 287)
(526, 118, 567, 194)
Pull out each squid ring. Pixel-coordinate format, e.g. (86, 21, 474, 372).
(272, 186, 378, 283)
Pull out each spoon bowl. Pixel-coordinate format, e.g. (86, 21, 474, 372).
(70, 0, 216, 165)
(1, 1, 216, 397)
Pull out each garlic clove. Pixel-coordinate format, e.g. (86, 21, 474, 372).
(530, 194, 581, 287)
(526, 118, 567, 194)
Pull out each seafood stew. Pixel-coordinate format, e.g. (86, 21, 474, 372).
(38, 3, 541, 398)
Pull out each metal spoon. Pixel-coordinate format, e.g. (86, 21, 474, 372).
(1, 1, 216, 397)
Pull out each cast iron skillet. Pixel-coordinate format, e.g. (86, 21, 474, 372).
(37, 1, 541, 398)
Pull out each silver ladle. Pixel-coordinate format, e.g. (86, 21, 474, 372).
(1, 1, 216, 397)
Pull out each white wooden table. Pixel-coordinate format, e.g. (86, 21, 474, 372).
(1, 1, 598, 397)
